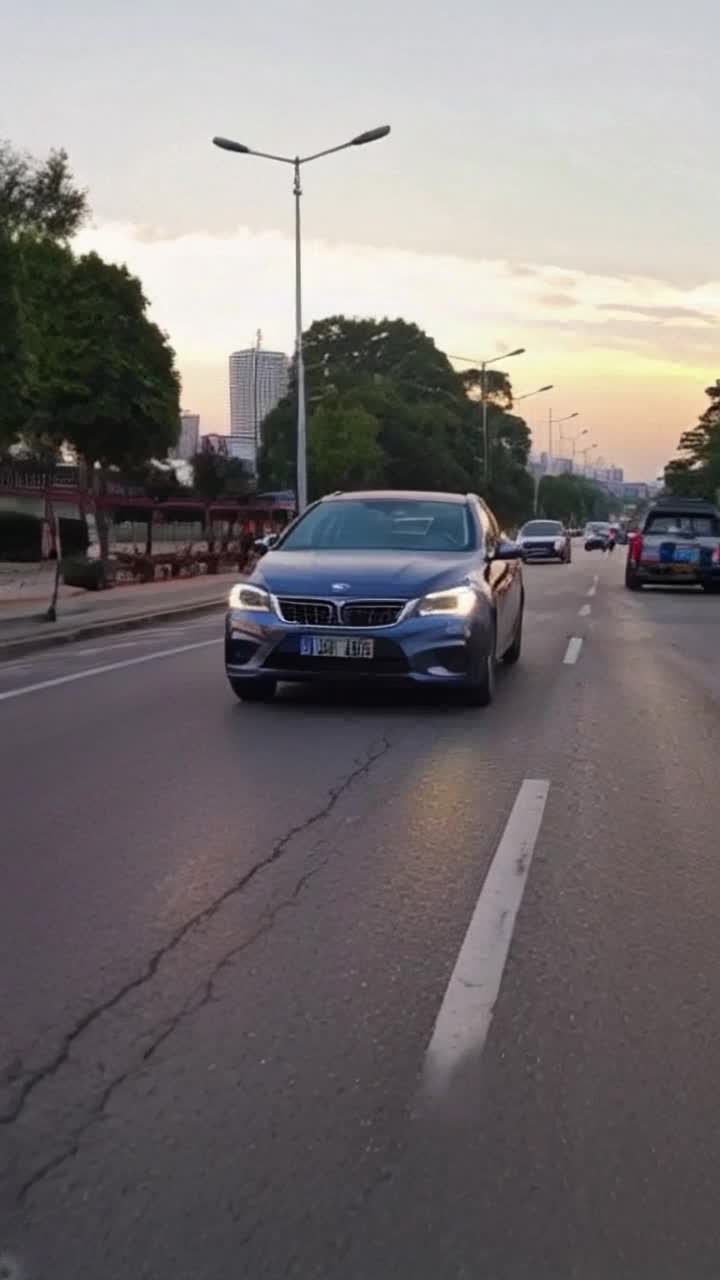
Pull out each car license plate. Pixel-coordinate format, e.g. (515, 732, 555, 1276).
(300, 636, 374, 659)
(674, 546, 699, 564)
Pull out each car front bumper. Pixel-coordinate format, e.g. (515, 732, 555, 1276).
(225, 607, 489, 686)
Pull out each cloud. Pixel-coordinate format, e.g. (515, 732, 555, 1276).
(596, 302, 718, 326)
(72, 221, 720, 476)
(537, 293, 578, 309)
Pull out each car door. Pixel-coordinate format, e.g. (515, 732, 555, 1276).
(478, 502, 518, 653)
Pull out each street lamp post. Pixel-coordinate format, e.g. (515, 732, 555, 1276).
(560, 425, 588, 466)
(451, 348, 526, 484)
(548, 410, 578, 469)
(213, 125, 391, 512)
(578, 443, 598, 476)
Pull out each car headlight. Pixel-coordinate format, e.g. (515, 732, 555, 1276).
(554, 538, 565, 552)
(416, 585, 477, 617)
(229, 583, 273, 612)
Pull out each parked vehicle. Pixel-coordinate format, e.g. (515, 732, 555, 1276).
(225, 490, 525, 706)
(517, 520, 571, 563)
(625, 497, 720, 591)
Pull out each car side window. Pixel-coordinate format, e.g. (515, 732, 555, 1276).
(474, 501, 496, 557)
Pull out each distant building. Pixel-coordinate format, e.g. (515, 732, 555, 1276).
(200, 433, 229, 456)
(229, 345, 289, 472)
(171, 412, 200, 461)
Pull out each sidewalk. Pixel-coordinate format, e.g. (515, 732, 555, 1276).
(0, 569, 238, 661)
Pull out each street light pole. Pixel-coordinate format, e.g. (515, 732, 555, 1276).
(548, 410, 579, 470)
(579, 443, 597, 476)
(213, 125, 391, 513)
(560, 425, 588, 466)
(451, 348, 525, 485)
(292, 158, 307, 511)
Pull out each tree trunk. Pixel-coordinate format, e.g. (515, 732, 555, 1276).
(91, 465, 111, 563)
(44, 502, 62, 622)
(145, 512, 153, 557)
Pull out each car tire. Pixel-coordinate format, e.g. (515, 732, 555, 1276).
(464, 631, 496, 707)
(229, 677, 277, 702)
(625, 568, 642, 591)
(502, 607, 523, 665)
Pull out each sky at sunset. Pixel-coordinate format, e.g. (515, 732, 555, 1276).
(4, 0, 718, 479)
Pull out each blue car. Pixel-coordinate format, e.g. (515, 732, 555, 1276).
(225, 490, 525, 706)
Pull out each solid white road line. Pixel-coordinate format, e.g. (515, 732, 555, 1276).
(422, 779, 551, 1095)
(586, 585, 596, 598)
(0, 639, 221, 703)
(563, 637, 583, 664)
(578, 603, 592, 617)
(593, 573, 599, 585)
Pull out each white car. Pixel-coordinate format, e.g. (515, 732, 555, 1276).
(517, 520, 572, 564)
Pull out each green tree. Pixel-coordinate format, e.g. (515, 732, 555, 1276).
(191, 450, 251, 502)
(309, 398, 384, 496)
(665, 380, 720, 500)
(49, 252, 181, 558)
(537, 473, 612, 524)
(0, 141, 88, 240)
(0, 232, 29, 448)
(0, 141, 88, 451)
(259, 314, 533, 526)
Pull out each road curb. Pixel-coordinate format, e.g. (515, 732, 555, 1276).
(0, 597, 226, 663)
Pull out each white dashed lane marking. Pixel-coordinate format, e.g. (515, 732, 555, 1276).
(563, 637, 583, 665)
(422, 779, 551, 1095)
(0, 639, 221, 703)
(578, 603, 592, 617)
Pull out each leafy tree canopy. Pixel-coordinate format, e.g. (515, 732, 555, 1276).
(665, 380, 720, 501)
(0, 140, 88, 241)
(191, 450, 252, 502)
(259, 315, 534, 528)
(537, 472, 613, 524)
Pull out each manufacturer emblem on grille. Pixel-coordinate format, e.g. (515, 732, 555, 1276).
(331, 582, 351, 591)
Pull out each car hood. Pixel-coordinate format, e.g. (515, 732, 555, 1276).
(252, 549, 476, 599)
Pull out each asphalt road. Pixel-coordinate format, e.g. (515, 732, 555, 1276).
(3, 548, 720, 1279)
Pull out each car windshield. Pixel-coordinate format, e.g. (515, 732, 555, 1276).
(646, 513, 719, 536)
(520, 521, 562, 536)
(279, 498, 475, 552)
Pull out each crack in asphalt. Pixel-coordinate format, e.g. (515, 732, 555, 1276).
(11, 734, 393, 1201)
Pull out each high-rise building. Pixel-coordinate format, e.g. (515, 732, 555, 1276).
(171, 411, 200, 461)
(200, 433, 229, 456)
(229, 344, 289, 470)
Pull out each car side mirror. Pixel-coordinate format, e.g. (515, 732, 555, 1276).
(493, 540, 525, 561)
(254, 534, 279, 557)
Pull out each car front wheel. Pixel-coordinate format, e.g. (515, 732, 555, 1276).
(502, 606, 523, 665)
(464, 632, 496, 707)
(229, 677, 277, 702)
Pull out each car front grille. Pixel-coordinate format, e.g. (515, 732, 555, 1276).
(340, 601, 405, 627)
(277, 598, 336, 626)
(276, 597, 406, 628)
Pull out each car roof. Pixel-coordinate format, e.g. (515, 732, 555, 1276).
(648, 497, 719, 515)
(320, 489, 470, 505)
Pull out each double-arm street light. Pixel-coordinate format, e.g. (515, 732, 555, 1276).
(560, 424, 588, 464)
(547, 410, 578, 465)
(213, 124, 391, 512)
(578, 442, 598, 476)
(451, 348, 526, 482)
